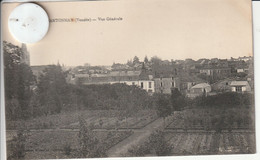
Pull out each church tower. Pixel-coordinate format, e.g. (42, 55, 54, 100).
(21, 43, 30, 66)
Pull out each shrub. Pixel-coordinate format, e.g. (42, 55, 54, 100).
(64, 143, 72, 156)
(7, 130, 26, 160)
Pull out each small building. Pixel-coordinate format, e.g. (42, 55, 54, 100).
(236, 68, 245, 73)
(199, 67, 231, 78)
(211, 79, 232, 92)
(187, 83, 211, 98)
(230, 81, 251, 92)
(154, 77, 180, 94)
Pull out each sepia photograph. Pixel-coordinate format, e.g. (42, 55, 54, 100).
(1, 0, 255, 159)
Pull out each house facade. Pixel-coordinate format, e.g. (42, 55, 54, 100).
(230, 81, 251, 93)
(199, 67, 231, 78)
(154, 77, 180, 94)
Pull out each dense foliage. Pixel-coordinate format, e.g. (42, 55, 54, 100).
(192, 92, 254, 108)
(4, 41, 35, 120)
(78, 118, 106, 158)
(7, 130, 27, 160)
(37, 64, 69, 115)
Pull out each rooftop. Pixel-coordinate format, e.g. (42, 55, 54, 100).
(230, 81, 249, 86)
(191, 83, 211, 89)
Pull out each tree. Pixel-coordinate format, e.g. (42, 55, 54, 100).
(4, 41, 35, 120)
(144, 56, 149, 64)
(37, 64, 68, 115)
(150, 56, 162, 65)
(78, 118, 98, 157)
(78, 118, 106, 158)
(133, 56, 140, 65)
(149, 130, 172, 156)
(128, 130, 172, 156)
(155, 94, 172, 127)
(171, 88, 186, 111)
(126, 59, 133, 67)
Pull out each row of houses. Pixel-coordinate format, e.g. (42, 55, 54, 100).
(66, 65, 253, 98)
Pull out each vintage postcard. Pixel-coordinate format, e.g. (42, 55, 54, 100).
(1, 0, 255, 159)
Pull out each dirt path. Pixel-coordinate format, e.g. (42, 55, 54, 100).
(106, 117, 164, 157)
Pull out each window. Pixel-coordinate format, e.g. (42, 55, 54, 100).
(132, 82, 135, 85)
(160, 82, 163, 87)
(149, 82, 152, 88)
(172, 82, 174, 87)
(172, 77, 174, 80)
(236, 86, 242, 92)
(141, 82, 144, 88)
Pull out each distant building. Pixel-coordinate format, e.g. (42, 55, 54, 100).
(31, 65, 51, 81)
(154, 77, 180, 94)
(238, 56, 252, 62)
(199, 67, 231, 79)
(200, 67, 231, 76)
(236, 68, 245, 73)
(211, 79, 232, 92)
(230, 81, 251, 92)
(179, 74, 205, 93)
(68, 66, 155, 93)
(187, 83, 211, 98)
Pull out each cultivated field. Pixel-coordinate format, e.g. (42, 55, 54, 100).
(19, 130, 133, 159)
(6, 109, 157, 159)
(164, 131, 255, 155)
(6, 109, 157, 130)
(6, 108, 255, 159)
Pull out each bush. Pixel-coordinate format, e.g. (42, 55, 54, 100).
(127, 130, 171, 156)
(193, 92, 254, 108)
(7, 130, 26, 160)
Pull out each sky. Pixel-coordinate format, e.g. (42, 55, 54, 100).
(2, 0, 253, 66)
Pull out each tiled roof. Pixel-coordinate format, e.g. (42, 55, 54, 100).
(191, 83, 210, 89)
(179, 73, 205, 83)
(230, 81, 249, 86)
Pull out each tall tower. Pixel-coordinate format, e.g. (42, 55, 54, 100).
(21, 43, 30, 66)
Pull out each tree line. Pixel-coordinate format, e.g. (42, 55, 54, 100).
(4, 41, 254, 122)
(4, 41, 156, 120)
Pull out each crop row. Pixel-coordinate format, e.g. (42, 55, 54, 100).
(165, 132, 255, 155)
(6, 109, 157, 130)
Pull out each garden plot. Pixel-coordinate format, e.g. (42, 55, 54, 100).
(6, 109, 157, 130)
(192, 134, 204, 154)
(13, 130, 133, 159)
(62, 110, 157, 129)
(23, 130, 133, 151)
(165, 132, 255, 155)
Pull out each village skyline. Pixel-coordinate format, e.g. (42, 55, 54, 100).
(18, 42, 253, 67)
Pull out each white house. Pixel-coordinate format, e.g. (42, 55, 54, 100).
(230, 81, 251, 92)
